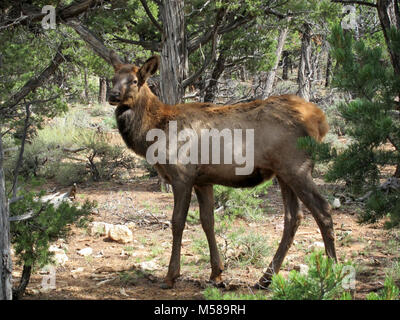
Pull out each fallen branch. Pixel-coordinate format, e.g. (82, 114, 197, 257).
(9, 211, 35, 222)
(357, 177, 400, 202)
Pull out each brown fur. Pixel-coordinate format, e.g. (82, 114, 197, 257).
(108, 54, 337, 289)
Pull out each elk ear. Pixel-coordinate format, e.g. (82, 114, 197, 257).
(109, 50, 123, 71)
(138, 55, 160, 85)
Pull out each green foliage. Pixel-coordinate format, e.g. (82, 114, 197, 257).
(10, 189, 94, 269)
(213, 181, 271, 221)
(6, 107, 135, 185)
(297, 136, 335, 163)
(305, 24, 400, 227)
(203, 287, 267, 300)
(102, 116, 118, 130)
(270, 251, 354, 300)
(204, 252, 400, 301)
(223, 228, 271, 268)
(139, 159, 158, 177)
(366, 277, 399, 300)
(187, 209, 200, 225)
(358, 190, 400, 228)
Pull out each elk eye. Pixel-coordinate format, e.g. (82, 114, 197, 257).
(132, 80, 138, 84)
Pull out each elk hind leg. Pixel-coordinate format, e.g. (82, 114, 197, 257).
(256, 176, 303, 289)
(290, 173, 337, 261)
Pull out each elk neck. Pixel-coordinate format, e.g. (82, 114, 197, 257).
(114, 84, 175, 157)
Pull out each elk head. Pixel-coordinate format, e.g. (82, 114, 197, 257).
(108, 51, 160, 106)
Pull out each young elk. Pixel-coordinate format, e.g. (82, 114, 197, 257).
(108, 52, 337, 289)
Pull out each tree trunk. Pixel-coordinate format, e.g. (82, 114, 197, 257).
(84, 68, 89, 102)
(0, 131, 12, 300)
(203, 50, 226, 102)
(263, 24, 290, 99)
(282, 50, 290, 80)
(12, 265, 31, 300)
(98, 77, 107, 105)
(297, 23, 312, 102)
(311, 49, 322, 85)
(325, 52, 332, 87)
(376, 0, 400, 77)
(159, 0, 187, 105)
(376, 0, 400, 176)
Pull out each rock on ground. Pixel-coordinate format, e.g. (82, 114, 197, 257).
(107, 224, 133, 244)
(89, 222, 113, 236)
(77, 247, 93, 256)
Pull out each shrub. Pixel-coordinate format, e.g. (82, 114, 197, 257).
(270, 250, 354, 300)
(10, 188, 95, 298)
(139, 159, 159, 177)
(102, 116, 117, 129)
(9, 107, 135, 185)
(54, 162, 87, 186)
(89, 103, 112, 117)
(203, 287, 267, 300)
(366, 277, 399, 300)
(213, 181, 271, 221)
(222, 228, 271, 268)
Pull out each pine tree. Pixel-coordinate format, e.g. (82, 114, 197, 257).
(301, 24, 400, 227)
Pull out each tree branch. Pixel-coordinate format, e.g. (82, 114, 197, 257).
(0, 45, 65, 114)
(139, 0, 163, 33)
(8, 211, 35, 222)
(182, 7, 226, 88)
(66, 19, 116, 64)
(17, 0, 102, 24)
(0, 13, 28, 30)
(112, 35, 161, 51)
(188, 14, 253, 54)
(331, 0, 377, 8)
(187, 5, 290, 55)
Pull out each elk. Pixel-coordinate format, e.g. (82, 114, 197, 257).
(108, 52, 337, 289)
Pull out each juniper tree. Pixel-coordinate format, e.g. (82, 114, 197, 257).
(299, 24, 400, 227)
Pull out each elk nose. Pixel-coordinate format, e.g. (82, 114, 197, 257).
(108, 91, 120, 103)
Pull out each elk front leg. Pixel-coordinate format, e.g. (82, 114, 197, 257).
(162, 183, 192, 289)
(194, 184, 224, 284)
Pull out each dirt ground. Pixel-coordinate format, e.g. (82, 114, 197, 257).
(11, 163, 400, 300)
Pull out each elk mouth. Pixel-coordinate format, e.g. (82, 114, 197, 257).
(108, 97, 121, 105)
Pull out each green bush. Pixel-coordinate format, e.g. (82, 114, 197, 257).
(89, 103, 112, 117)
(222, 228, 271, 268)
(10, 187, 95, 298)
(358, 190, 400, 228)
(7, 107, 135, 185)
(54, 162, 87, 186)
(213, 181, 271, 221)
(102, 116, 117, 129)
(366, 277, 399, 300)
(300, 25, 400, 227)
(139, 159, 158, 177)
(203, 251, 400, 300)
(203, 287, 267, 300)
(10, 190, 94, 268)
(270, 251, 354, 300)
